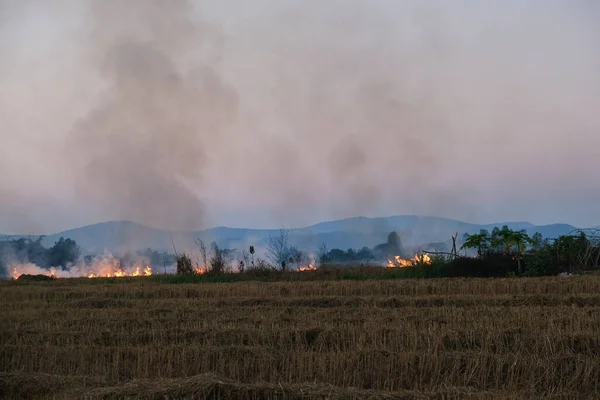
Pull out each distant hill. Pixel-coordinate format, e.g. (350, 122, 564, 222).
(4, 215, 578, 255)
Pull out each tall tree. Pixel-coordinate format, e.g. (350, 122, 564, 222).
(266, 228, 290, 269)
(195, 239, 208, 270)
(209, 242, 227, 275)
(506, 230, 533, 274)
(48, 237, 80, 268)
(249, 245, 255, 266)
(318, 242, 329, 264)
(461, 231, 491, 256)
(531, 232, 544, 249)
(374, 231, 405, 257)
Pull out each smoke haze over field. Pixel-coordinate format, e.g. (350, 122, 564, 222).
(1, 0, 600, 234)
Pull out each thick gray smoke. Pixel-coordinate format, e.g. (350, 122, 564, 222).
(68, 0, 237, 231)
(1, 0, 599, 234)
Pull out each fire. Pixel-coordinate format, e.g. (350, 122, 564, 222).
(195, 267, 208, 275)
(12, 267, 56, 280)
(9, 254, 153, 280)
(298, 264, 316, 271)
(387, 253, 432, 268)
(87, 265, 152, 278)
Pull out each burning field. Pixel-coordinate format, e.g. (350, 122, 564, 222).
(387, 253, 432, 268)
(10, 258, 319, 280)
(1, 276, 600, 398)
(297, 263, 317, 271)
(11, 261, 152, 280)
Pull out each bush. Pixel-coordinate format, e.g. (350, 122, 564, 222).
(443, 254, 518, 277)
(176, 253, 194, 275)
(523, 246, 562, 277)
(244, 261, 278, 279)
(208, 243, 227, 275)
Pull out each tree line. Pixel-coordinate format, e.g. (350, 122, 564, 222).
(3, 225, 598, 279)
(175, 230, 409, 275)
(0, 236, 80, 277)
(318, 231, 406, 264)
(460, 225, 600, 276)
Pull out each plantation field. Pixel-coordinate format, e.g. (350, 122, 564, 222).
(1, 276, 600, 399)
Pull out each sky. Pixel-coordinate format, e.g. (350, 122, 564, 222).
(1, 0, 599, 234)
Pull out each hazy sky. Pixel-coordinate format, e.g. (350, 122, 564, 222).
(1, 0, 599, 234)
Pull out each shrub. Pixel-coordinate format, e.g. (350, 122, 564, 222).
(523, 245, 562, 277)
(442, 254, 518, 278)
(209, 243, 227, 275)
(244, 259, 278, 279)
(176, 253, 194, 275)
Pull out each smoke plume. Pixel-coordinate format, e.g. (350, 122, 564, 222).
(67, 0, 238, 231)
(1, 0, 599, 234)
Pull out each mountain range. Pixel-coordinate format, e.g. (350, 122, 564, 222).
(0, 215, 583, 255)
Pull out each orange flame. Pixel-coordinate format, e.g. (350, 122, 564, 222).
(113, 269, 126, 277)
(298, 264, 316, 271)
(195, 267, 208, 275)
(87, 264, 152, 278)
(387, 253, 432, 268)
(11, 258, 152, 280)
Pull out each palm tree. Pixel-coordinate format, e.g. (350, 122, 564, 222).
(509, 231, 532, 275)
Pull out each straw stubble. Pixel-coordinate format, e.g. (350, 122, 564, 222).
(1, 277, 599, 398)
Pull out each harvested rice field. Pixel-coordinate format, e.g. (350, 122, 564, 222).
(1, 276, 600, 399)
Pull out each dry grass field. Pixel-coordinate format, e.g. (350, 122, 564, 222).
(1, 276, 600, 399)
